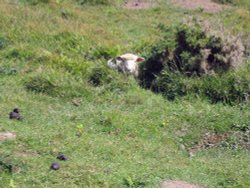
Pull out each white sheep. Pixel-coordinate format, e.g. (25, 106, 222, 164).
(107, 53, 145, 77)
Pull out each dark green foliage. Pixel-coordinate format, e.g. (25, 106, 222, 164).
(87, 64, 132, 94)
(88, 67, 112, 86)
(139, 22, 248, 105)
(200, 72, 250, 104)
(0, 155, 24, 174)
(0, 66, 17, 76)
(152, 71, 186, 100)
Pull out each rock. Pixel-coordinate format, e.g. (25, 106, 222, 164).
(50, 162, 60, 170)
(9, 108, 22, 120)
(57, 154, 68, 161)
(13, 108, 20, 113)
(72, 98, 81, 107)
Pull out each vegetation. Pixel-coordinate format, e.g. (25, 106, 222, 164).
(0, 0, 250, 187)
(139, 20, 249, 104)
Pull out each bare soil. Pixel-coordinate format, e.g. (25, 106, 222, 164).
(0, 132, 16, 141)
(161, 180, 205, 188)
(188, 132, 228, 156)
(171, 0, 226, 13)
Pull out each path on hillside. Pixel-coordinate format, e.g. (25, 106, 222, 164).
(171, 0, 227, 13)
(124, 0, 226, 13)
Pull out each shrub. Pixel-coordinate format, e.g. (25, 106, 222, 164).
(87, 64, 133, 93)
(200, 69, 250, 104)
(151, 71, 187, 100)
(141, 21, 245, 80)
(139, 19, 248, 104)
(88, 67, 112, 86)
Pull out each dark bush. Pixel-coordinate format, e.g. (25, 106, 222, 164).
(139, 20, 248, 104)
(152, 71, 187, 100)
(88, 67, 112, 86)
(200, 71, 250, 104)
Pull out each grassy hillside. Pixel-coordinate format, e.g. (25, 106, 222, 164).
(0, 0, 250, 187)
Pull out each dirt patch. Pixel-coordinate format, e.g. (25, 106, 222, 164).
(188, 132, 228, 156)
(161, 180, 205, 188)
(124, 0, 157, 9)
(0, 132, 16, 141)
(171, 0, 227, 13)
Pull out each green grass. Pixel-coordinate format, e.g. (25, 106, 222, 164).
(0, 0, 250, 187)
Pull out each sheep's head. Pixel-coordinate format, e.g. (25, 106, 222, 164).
(107, 53, 145, 77)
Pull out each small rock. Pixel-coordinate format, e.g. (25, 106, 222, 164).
(9, 112, 19, 119)
(9, 108, 22, 120)
(72, 98, 81, 107)
(50, 162, 60, 170)
(57, 154, 68, 161)
(13, 108, 20, 113)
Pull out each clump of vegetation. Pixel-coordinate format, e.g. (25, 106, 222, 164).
(0, 36, 8, 50)
(197, 69, 250, 104)
(139, 19, 249, 104)
(0, 155, 24, 174)
(5, 48, 34, 60)
(0, 66, 17, 76)
(25, 76, 57, 95)
(24, 69, 92, 99)
(87, 64, 134, 94)
(88, 67, 112, 86)
(141, 19, 245, 78)
(151, 71, 186, 100)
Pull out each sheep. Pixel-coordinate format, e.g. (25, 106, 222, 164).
(107, 53, 145, 77)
